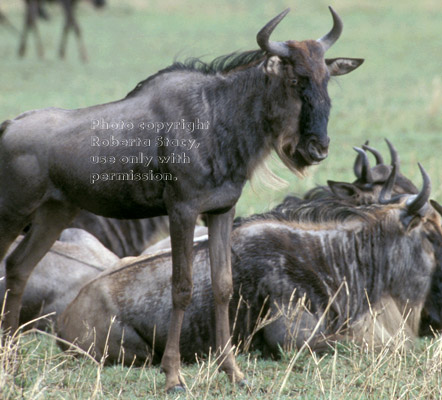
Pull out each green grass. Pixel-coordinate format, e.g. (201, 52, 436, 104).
(3, 330, 442, 399)
(1, 0, 442, 398)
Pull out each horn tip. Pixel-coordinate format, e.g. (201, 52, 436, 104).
(276, 8, 291, 18)
(279, 8, 291, 19)
(417, 162, 430, 182)
(328, 5, 338, 16)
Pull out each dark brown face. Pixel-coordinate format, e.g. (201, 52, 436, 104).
(284, 40, 332, 169)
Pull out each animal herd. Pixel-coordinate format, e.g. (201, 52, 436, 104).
(1, 5, 440, 394)
(1, 0, 105, 61)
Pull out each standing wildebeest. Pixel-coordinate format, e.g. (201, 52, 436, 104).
(19, 0, 105, 60)
(57, 164, 442, 364)
(0, 7, 363, 391)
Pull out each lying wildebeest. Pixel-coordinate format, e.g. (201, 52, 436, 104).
(236, 143, 442, 337)
(70, 210, 169, 257)
(19, 0, 105, 61)
(0, 228, 119, 329)
(58, 164, 442, 364)
(0, 225, 208, 332)
(0, 6, 363, 390)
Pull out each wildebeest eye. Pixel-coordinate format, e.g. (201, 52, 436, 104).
(290, 77, 299, 86)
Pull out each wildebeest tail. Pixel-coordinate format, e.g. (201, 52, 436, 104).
(0, 120, 11, 135)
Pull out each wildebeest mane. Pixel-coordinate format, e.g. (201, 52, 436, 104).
(233, 196, 377, 229)
(125, 50, 266, 99)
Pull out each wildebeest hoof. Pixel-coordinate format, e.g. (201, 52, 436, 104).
(166, 384, 186, 394)
(238, 379, 251, 390)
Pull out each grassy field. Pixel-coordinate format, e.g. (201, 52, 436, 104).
(0, 0, 441, 398)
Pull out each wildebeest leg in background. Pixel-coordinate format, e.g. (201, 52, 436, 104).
(18, 0, 44, 58)
(1, 201, 78, 335)
(207, 208, 245, 385)
(0, 9, 18, 34)
(160, 206, 199, 392)
(59, 0, 88, 62)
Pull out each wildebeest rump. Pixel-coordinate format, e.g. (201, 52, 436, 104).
(0, 7, 363, 391)
(0, 228, 118, 329)
(57, 164, 442, 364)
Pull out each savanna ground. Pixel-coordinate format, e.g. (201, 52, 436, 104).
(0, 0, 441, 398)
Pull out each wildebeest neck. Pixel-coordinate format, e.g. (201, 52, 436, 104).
(126, 50, 318, 179)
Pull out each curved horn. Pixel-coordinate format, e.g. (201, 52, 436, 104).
(379, 162, 398, 204)
(353, 140, 369, 178)
(257, 9, 291, 58)
(317, 6, 343, 52)
(363, 144, 384, 165)
(407, 163, 431, 214)
(353, 147, 373, 183)
(385, 138, 399, 167)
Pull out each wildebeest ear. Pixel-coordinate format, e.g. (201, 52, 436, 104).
(264, 56, 283, 77)
(326, 58, 364, 76)
(430, 199, 442, 217)
(327, 180, 362, 200)
(403, 214, 422, 233)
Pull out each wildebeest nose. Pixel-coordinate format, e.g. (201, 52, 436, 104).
(308, 137, 329, 162)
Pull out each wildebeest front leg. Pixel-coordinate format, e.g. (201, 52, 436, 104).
(207, 208, 245, 385)
(2, 202, 77, 335)
(161, 208, 198, 392)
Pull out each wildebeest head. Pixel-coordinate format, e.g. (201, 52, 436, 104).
(326, 140, 419, 204)
(257, 7, 364, 172)
(327, 139, 419, 204)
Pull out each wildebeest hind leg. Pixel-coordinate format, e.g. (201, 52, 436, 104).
(207, 209, 245, 386)
(2, 201, 78, 335)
